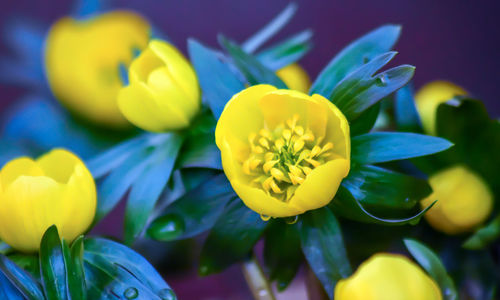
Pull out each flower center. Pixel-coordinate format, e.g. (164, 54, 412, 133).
(243, 114, 334, 202)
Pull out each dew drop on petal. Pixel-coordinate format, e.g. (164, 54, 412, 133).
(124, 287, 139, 299)
(285, 215, 299, 224)
(260, 214, 271, 221)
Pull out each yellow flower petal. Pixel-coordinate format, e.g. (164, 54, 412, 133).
(290, 158, 349, 212)
(275, 63, 311, 93)
(335, 254, 442, 300)
(0, 157, 44, 188)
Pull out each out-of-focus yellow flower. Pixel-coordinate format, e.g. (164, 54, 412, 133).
(117, 40, 201, 132)
(335, 253, 442, 300)
(415, 81, 467, 135)
(215, 85, 350, 218)
(421, 165, 493, 234)
(0, 149, 96, 252)
(45, 11, 151, 128)
(276, 63, 311, 93)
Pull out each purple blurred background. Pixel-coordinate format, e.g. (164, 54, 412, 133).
(0, 1, 499, 299)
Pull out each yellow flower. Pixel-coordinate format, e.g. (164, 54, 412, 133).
(117, 39, 201, 132)
(0, 149, 96, 252)
(415, 81, 467, 135)
(276, 63, 311, 93)
(215, 85, 350, 218)
(335, 253, 442, 300)
(45, 11, 151, 128)
(421, 165, 493, 234)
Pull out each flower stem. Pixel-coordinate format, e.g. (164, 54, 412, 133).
(241, 256, 276, 300)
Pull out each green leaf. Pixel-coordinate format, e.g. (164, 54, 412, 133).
(256, 30, 313, 70)
(241, 3, 298, 53)
(124, 133, 184, 244)
(62, 237, 86, 300)
(199, 200, 267, 275)
(188, 39, 245, 119)
(349, 102, 381, 136)
(39, 225, 67, 300)
(351, 132, 453, 164)
(0, 240, 11, 254)
(463, 214, 500, 250)
(263, 220, 302, 291)
(299, 207, 351, 299)
(83, 238, 174, 298)
(0, 271, 24, 300)
(0, 254, 44, 300)
(219, 35, 287, 88)
(404, 239, 457, 300)
(148, 174, 234, 241)
(331, 183, 434, 226)
(310, 24, 401, 97)
(342, 165, 431, 211)
(394, 84, 423, 132)
(329, 51, 414, 121)
(177, 132, 222, 170)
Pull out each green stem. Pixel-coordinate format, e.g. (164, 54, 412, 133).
(241, 256, 276, 300)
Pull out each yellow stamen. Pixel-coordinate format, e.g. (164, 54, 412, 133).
(259, 137, 270, 149)
(243, 160, 252, 175)
(306, 158, 321, 168)
(294, 126, 304, 136)
(294, 139, 305, 152)
(269, 180, 283, 194)
(263, 160, 278, 173)
(271, 168, 287, 182)
(259, 129, 272, 139)
(275, 138, 285, 150)
(311, 145, 322, 157)
(249, 158, 261, 170)
(264, 152, 275, 162)
(288, 165, 304, 177)
(253, 146, 264, 154)
(302, 166, 313, 175)
(283, 129, 292, 141)
(289, 173, 305, 185)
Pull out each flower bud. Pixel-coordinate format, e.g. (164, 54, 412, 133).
(45, 11, 151, 128)
(421, 165, 493, 234)
(276, 63, 311, 93)
(335, 254, 442, 300)
(415, 81, 467, 135)
(0, 149, 96, 252)
(117, 40, 201, 132)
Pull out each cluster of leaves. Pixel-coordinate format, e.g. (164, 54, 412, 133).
(0, 226, 175, 300)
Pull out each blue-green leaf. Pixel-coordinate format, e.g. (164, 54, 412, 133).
(256, 30, 313, 70)
(0, 271, 24, 300)
(310, 24, 401, 97)
(349, 102, 381, 136)
(219, 35, 287, 88)
(394, 84, 423, 132)
(39, 226, 67, 300)
(188, 39, 245, 119)
(124, 133, 184, 245)
(329, 52, 414, 121)
(463, 214, 500, 250)
(241, 3, 298, 53)
(0, 254, 44, 300)
(65, 237, 86, 300)
(351, 132, 453, 164)
(177, 132, 222, 170)
(404, 239, 457, 300)
(148, 174, 234, 241)
(199, 200, 267, 275)
(299, 207, 351, 299)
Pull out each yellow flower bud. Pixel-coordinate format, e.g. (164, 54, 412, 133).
(421, 165, 493, 234)
(0, 149, 96, 252)
(117, 40, 201, 132)
(415, 81, 467, 135)
(276, 63, 311, 93)
(215, 85, 350, 218)
(335, 254, 442, 300)
(45, 11, 151, 128)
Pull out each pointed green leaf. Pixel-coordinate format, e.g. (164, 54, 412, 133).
(263, 220, 302, 291)
(329, 51, 414, 121)
(351, 132, 453, 164)
(242, 3, 297, 53)
(63, 237, 86, 300)
(177, 132, 222, 170)
(219, 35, 287, 88)
(124, 133, 184, 244)
(0, 254, 44, 300)
(199, 200, 267, 275)
(188, 39, 245, 119)
(310, 24, 401, 97)
(394, 84, 423, 132)
(404, 239, 457, 300)
(299, 207, 351, 299)
(349, 102, 381, 136)
(256, 30, 313, 70)
(0, 271, 24, 300)
(463, 214, 500, 250)
(39, 225, 67, 300)
(148, 174, 234, 241)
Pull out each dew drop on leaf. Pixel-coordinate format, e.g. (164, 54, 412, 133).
(123, 287, 139, 299)
(158, 288, 176, 300)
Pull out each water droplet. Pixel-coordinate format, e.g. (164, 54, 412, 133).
(123, 287, 138, 299)
(376, 75, 388, 86)
(147, 214, 185, 241)
(285, 215, 298, 224)
(260, 214, 271, 221)
(258, 289, 268, 297)
(158, 288, 176, 300)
